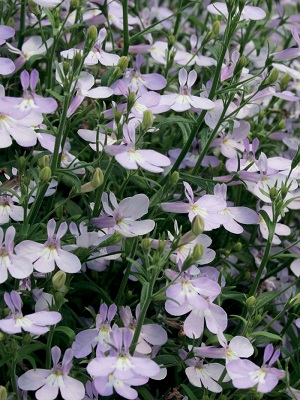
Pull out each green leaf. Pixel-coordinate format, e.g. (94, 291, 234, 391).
(250, 331, 282, 341)
(136, 386, 155, 400)
(180, 172, 216, 194)
(255, 291, 280, 309)
(46, 89, 65, 103)
(181, 384, 199, 400)
(58, 170, 81, 189)
(55, 326, 76, 343)
(153, 354, 179, 366)
(140, 282, 150, 308)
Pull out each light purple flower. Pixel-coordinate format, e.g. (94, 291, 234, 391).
(0, 25, 15, 74)
(0, 226, 33, 283)
(272, 27, 300, 61)
(18, 346, 85, 400)
(160, 68, 215, 112)
(227, 344, 285, 393)
(0, 291, 61, 335)
(92, 192, 155, 237)
(15, 219, 82, 273)
(0, 196, 24, 224)
(207, 2, 266, 20)
(105, 121, 170, 173)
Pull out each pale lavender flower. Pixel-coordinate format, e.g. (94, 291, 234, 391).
(15, 219, 82, 273)
(160, 68, 215, 112)
(272, 27, 300, 61)
(119, 304, 168, 354)
(31, 0, 62, 7)
(207, 2, 266, 20)
(67, 72, 113, 117)
(0, 196, 24, 224)
(0, 291, 61, 335)
(92, 192, 155, 237)
(227, 344, 285, 393)
(259, 206, 291, 244)
(0, 227, 33, 284)
(72, 303, 117, 358)
(161, 181, 229, 231)
(18, 346, 85, 400)
(0, 25, 15, 75)
(87, 328, 160, 399)
(105, 121, 170, 173)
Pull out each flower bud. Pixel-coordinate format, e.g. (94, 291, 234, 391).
(142, 110, 154, 131)
(281, 73, 291, 91)
(290, 292, 300, 306)
(23, 332, 33, 344)
(0, 386, 7, 400)
(141, 238, 151, 254)
(291, 145, 300, 171)
(281, 185, 289, 199)
(38, 155, 50, 169)
(52, 270, 67, 291)
(63, 61, 71, 77)
(169, 171, 179, 186)
(0, 332, 5, 342)
(265, 69, 279, 85)
(91, 168, 104, 188)
(39, 166, 51, 183)
(278, 120, 286, 130)
(192, 243, 204, 261)
(117, 56, 129, 72)
(269, 187, 278, 201)
(246, 295, 256, 310)
(70, 0, 79, 11)
(233, 242, 243, 252)
(212, 20, 220, 36)
(127, 92, 136, 111)
(168, 35, 176, 47)
(18, 155, 26, 172)
(254, 313, 263, 325)
(86, 25, 98, 49)
(73, 51, 83, 73)
(108, 67, 123, 86)
(234, 55, 248, 75)
(191, 215, 205, 236)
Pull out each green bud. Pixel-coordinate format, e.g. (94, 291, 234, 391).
(39, 166, 51, 183)
(99, 232, 122, 247)
(244, 270, 251, 280)
(192, 243, 204, 261)
(127, 92, 136, 111)
(191, 215, 205, 236)
(28, 0, 40, 15)
(234, 55, 248, 75)
(52, 270, 67, 291)
(269, 187, 278, 201)
(63, 61, 71, 77)
(54, 291, 65, 306)
(114, 109, 123, 125)
(0, 386, 7, 400)
(281, 73, 291, 91)
(141, 110, 154, 131)
(291, 144, 300, 170)
(117, 56, 129, 72)
(108, 67, 123, 86)
(91, 168, 104, 188)
(290, 292, 300, 306)
(86, 25, 98, 49)
(7, 17, 15, 29)
(246, 295, 256, 310)
(212, 20, 221, 36)
(72, 51, 83, 73)
(281, 185, 289, 199)
(233, 242, 243, 252)
(0, 332, 5, 341)
(141, 238, 151, 254)
(23, 333, 33, 344)
(38, 155, 50, 169)
(254, 313, 263, 325)
(70, 0, 79, 11)
(169, 171, 179, 186)
(278, 120, 286, 130)
(18, 156, 26, 172)
(168, 35, 176, 47)
(265, 69, 279, 85)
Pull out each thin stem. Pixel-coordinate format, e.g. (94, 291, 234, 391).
(17, 0, 26, 48)
(122, 0, 129, 56)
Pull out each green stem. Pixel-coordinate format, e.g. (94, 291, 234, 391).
(18, 0, 26, 48)
(92, 158, 114, 218)
(46, 327, 55, 369)
(122, 0, 129, 56)
(25, 182, 50, 226)
(10, 360, 20, 400)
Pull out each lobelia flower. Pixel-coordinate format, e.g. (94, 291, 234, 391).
(18, 346, 85, 400)
(207, 2, 266, 21)
(31, 0, 62, 7)
(7, 36, 54, 73)
(60, 138, 85, 174)
(14, 219, 82, 273)
(161, 181, 229, 231)
(0, 196, 24, 224)
(87, 328, 160, 399)
(91, 192, 155, 237)
(159, 68, 215, 112)
(67, 72, 113, 117)
(72, 303, 117, 358)
(272, 27, 300, 61)
(119, 304, 168, 354)
(0, 25, 15, 75)
(61, 28, 120, 67)
(226, 344, 285, 393)
(105, 121, 171, 173)
(179, 349, 229, 393)
(0, 226, 33, 284)
(5, 70, 57, 114)
(214, 183, 259, 234)
(0, 291, 61, 335)
(174, 34, 216, 67)
(259, 205, 291, 245)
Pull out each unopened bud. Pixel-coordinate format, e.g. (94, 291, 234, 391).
(108, 67, 123, 86)
(38, 155, 50, 169)
(269, 187, 278, 201)
(52, 270, 67, 291)
(290, 292, 300, 306)
(7, 17, 15, 29)
(0, 386, 7, 400)
(212, 20, 220, 36)
(23, 333, 32, 344)
(234, 55, 248, 75)
(233, 242, 243, 252)
(0, 332, 5, 342)
(254, 313, 263, 325)
(142, 110, 154, 131)
(91, 168, 104, 188)
(281, 185, 289, 198)
(99, 232, 122, 247)
(168, 35, 176, 47)
(278, 120, 286, 130)
(192, 243, 204, 261)
(86, 25, 98, 48)
(169, 171, 179, 186)
(291, 145, 300, 170)
(281, 73, 291, 91)
(73, 51, 82, 73)
(39, 166, 51, 183)
(63, 61, 70, 77)
(18, 156, 26, 171)
(117, 56, 129, 72)
(265, 69, 279, 85)
(246, 295, 256, 310)
(127, 92, 136, 111)
(70, 0, 79, 11)
(141, 238, 151, 254)
(191, 215, 205, 236)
